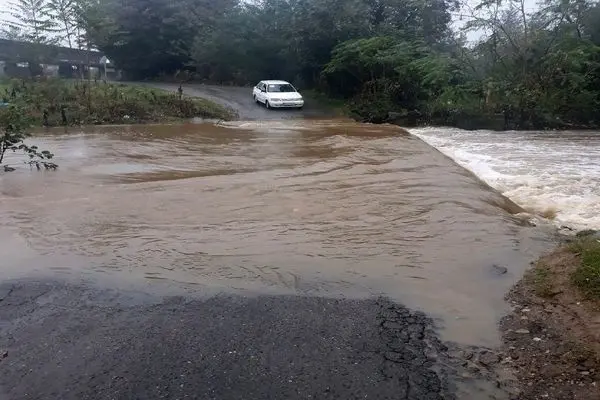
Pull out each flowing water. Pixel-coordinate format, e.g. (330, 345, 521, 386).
(412, 127, 600, 231)
(0, 120, 567, 347)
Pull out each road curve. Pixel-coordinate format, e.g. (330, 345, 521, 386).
(145, 82, 336, 120)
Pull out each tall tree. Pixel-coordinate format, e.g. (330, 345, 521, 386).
(47, 0, 76, 48)
(86, 0, 237, 79)
(365, 0, 458, 44)
(0, 25, 26, 41)
(6, 0, 58, 44)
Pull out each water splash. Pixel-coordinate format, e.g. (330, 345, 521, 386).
(410, 127, 600, 231)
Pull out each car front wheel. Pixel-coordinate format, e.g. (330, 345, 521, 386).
(265, 101, 270, 109)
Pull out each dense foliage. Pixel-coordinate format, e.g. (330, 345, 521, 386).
(4, 0, 600, 129)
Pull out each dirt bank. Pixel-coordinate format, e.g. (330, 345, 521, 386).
(498, 235, 600, 399)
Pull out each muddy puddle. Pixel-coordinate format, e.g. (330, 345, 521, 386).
(0, 120, 552, 346)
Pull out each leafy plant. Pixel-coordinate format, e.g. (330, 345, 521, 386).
(6, 0, 58, 44)
(0, 104, 57, 171)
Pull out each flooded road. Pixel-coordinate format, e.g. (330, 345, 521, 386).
(0, 120, 550, 346)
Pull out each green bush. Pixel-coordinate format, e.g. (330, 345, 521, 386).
(1, 78, 234, 126)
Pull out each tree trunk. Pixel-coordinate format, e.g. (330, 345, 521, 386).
(87, 39, 92, 113)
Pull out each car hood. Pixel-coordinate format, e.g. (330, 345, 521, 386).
(267, 92, 303, 100)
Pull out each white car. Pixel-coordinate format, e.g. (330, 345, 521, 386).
(252, 80, 304, 109)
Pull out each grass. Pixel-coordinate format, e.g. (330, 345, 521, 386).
(0, 77, 235, 126)
(526, 231, 600, 300)
(0, 81, 10, 103)
(569, 235, 600, 299)
(532, 262, 554, 298)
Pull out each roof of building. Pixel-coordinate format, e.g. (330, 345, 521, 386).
(0, 39, 106, 65)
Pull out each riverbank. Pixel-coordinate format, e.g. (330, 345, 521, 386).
(499, 232, 600, 399)
(0, 78, 235, 126)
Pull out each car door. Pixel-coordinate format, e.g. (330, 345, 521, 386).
(253, 82, 260, 99)
(257, 83, 267, 103)
(253, 82, 263, 103)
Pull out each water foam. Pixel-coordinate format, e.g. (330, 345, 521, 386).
(410, 127, 600, 231)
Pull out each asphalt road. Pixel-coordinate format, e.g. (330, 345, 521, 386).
(0, 281, 455, 400)
(146, 82, 337, 120)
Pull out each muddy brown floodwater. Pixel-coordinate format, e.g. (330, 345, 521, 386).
(0, 119, 552, 347)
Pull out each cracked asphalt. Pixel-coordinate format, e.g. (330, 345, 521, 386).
(0, 280, 456, 400)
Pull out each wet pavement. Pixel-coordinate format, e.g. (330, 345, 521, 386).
(0, 280, 459, 400)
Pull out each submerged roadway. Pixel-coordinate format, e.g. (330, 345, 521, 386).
(0, 83, 513, 400)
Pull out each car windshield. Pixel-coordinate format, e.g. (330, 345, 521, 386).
(267, 84, 295, 93)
